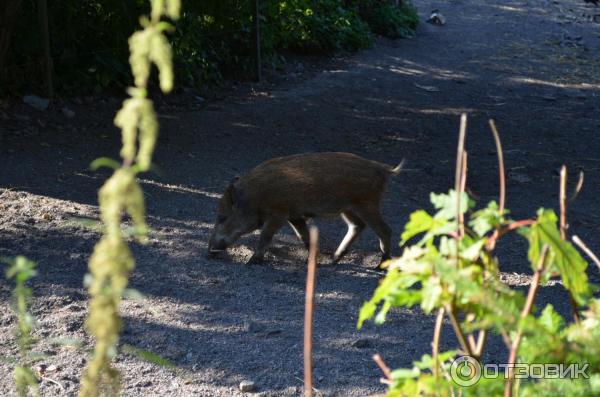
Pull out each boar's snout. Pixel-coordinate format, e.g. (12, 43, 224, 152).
(208, 238, 228, 253)
(207, 231, 229, 257)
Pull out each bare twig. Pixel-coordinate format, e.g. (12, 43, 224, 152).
(573, 235, 600, 272)
(458, 150, 468, 237)
(489, 119, 506, 214)
(559, 166, 581, 323)
(569, 170, 584, 202)
(373, 353, 392, 381)
(432, 307, 445, 381)
(455, 114, 468, 239)
(41, 376, 65, 391)
(504, 245, 549, 397)
(486, 219, 536, 251)
(560, 166, 568, 240)
(500, 330, 511, 348)
(304, 227, 319, 397)
(467, 333, 477, 354)
(474, 330, 487, 359)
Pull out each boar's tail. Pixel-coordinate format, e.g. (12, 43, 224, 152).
(388, 159, 405, 175)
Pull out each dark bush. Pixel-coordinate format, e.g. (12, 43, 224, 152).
(357, 0, 418, 39)
(2, 0, 418, 95)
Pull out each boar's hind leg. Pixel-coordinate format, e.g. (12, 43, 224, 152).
(288, 218, 310, 249)
(332, 211, 366, 263)
(352, 206, 392, 268)
(247, 218, 286, 265)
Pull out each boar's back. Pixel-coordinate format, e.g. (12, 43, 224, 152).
(238, 152, 393, 216)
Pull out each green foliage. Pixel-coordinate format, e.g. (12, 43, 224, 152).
(520, 209, 589, 304)
(517, 301, 600, 397)
(3, 0, 418, 93)
(3, 256, 39, 397)
(358, 189, 597, 397)
(357, 0, 418, 39)
(263, 0, 372, 53)
(78, 1, 179, 396)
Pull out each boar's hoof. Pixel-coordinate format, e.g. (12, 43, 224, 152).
(246, 255, 265, 265)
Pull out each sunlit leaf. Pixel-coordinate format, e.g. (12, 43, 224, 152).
(522, 209, 589, 304)
(430, 190, 474, 220)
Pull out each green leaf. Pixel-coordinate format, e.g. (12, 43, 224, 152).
(539, 304, 564, 334)
(374, 300, 392, 325)
(421, 278, 442, 313)
(5, 256, 37, 281)
(122, 344, 175, 368)
(90, 157, 121, 171)
(469, 201, 505, 236)
(462, 239, 486, 262)
(358, 267, 421, 328)
(401, 210, 434, 245)
(523, 209, 589, 304)
(430, 190, 474, 220)
(391, 367, 420, 379)
(67, 217, 102, 231)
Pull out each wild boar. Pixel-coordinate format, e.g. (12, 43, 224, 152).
(207, 152, 403, 267)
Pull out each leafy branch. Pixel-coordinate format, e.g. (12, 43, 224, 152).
(358, 115, 597, 397)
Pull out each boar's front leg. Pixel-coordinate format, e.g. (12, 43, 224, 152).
(246, 217, 286, 265)
(332, 211, 366, 263)
(288, 218, 310, 249)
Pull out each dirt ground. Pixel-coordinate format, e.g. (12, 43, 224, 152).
(2, 0, 600, 396)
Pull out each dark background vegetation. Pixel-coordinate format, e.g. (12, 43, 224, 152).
(0, 0, 418, 95)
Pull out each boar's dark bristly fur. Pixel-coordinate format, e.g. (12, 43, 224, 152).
(208, 152, 403, 267)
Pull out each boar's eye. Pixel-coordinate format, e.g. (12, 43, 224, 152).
(217, 214, 227, 224)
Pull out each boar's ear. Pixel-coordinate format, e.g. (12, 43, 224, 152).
(230, 183, 249, 210)
(222, 177, 240, 205)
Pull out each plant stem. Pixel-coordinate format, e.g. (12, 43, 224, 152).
(569, 171, 584, 202)
(559, 165, 581, 323)
(303, 227, 319, 397)
(486, 219, 535, 251)
(474, 330, 487, 359)
(454, 114, 467, 240)
(444, 303, 472, 356)
(504, 245, 549, 397)
(432, 307, 445, 381)
(572, 235, 600, 272)
(373, 353, 393, 381)
(458, 150, 468, 237)
(489, 119, 506, 214)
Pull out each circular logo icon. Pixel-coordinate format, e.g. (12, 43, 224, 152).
(450, 356, 481, 387)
